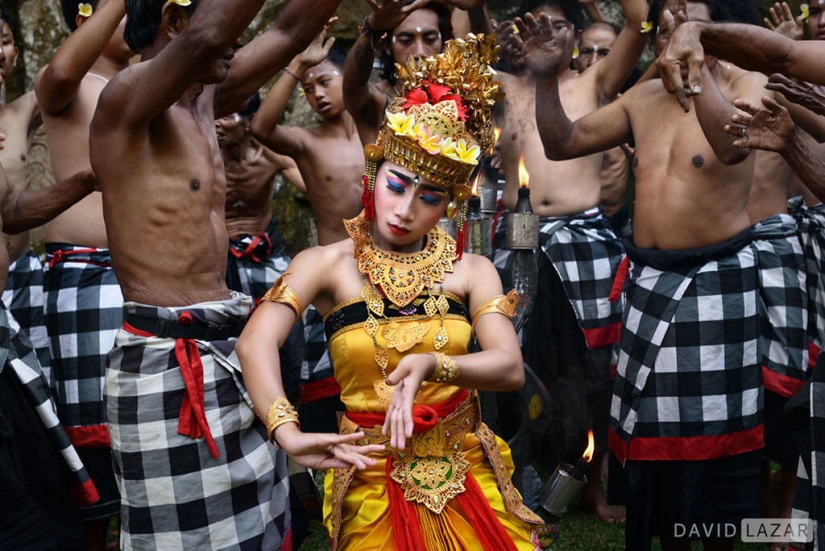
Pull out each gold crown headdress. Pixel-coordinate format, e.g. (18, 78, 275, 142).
(360, 34, 502, 258)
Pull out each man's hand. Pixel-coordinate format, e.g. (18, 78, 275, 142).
(656, 18, 705, 112)
(764, 2, 804, 41)
(726, 96, 794, 153)
(514, 12, 571, 78)
(365, 0, 430, 32)
(766, 73, 825, 116)
(294, 18, 338, 70)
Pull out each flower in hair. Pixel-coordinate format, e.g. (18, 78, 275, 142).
(800, 4, 810, 22)
(78, 3, 93, 17)
(640, 21, 653, 34)
(386, 111, 416, 138)
(444, 139, 480, 165)
(415, 124, 442, 155)
(166, 0, 192, 6)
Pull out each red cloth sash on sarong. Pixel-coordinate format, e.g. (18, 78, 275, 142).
(124, 311, 220, 459)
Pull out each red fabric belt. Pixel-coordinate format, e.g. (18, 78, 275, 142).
(47, 248, 109, 268)
(229, 233, 272, 263)
(346, 388, 469, 432)
(299, 376, 341, 403)
(64, 424, 111, 448)
(124, 312, 219, 458)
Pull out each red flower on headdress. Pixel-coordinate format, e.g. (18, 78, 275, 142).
(426, 81, 452, 103)
(401, 88, 428, 110)
(400, 81, 467, 121)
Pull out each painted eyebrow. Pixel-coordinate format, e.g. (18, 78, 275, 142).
(387, 169, 414, 185)
(419, 184, 447, 195)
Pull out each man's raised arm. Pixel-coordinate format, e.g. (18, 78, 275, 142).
(101, 0, 267, 130)
(519, 15, 632, 161)
(35, 0, 127, 114)
(591, 0, 648, 104)
(729, 96, 825, 201)
(658, 21, 825, 110)
(214, 0, 343, 118)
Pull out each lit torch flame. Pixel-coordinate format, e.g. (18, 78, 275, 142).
(583, 430, 595, 463)
(518, 155, 529, 188)
(471, 169, 481, 197)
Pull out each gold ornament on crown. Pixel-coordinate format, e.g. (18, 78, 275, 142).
(361, 34, 503, 255)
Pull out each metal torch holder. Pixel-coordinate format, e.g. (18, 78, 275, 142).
(539, 463, 587, 517)
(506, 212, 539, 250)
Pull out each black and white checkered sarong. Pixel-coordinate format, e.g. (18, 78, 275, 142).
(610, 230, 763, 462)
(789, 198, 825, 371)
(1, 303, 99, 505)
(105, 293, 288, 550)
(753, 214, 809, 397)
(493, 207, 624, 348)
(226, 217, 290, 304)
(3, 251, 51, 384)
(43, 244, 123, 447)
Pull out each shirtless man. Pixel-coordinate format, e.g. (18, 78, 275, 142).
(344, 0, 482, 147)
(34, 0, 132, 543)
(252, 30, 364, 433)
(221, 93, 304, 301)
(573, 20, 633, 239)
(253, 32, 364, 247)
(0, 8, 52, 380)
(88, 0, 366, 546)
(496, 0, 648, 524)
(519, 3, 768, 547)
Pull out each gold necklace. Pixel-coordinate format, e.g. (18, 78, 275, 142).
(345, 212, 457, 308)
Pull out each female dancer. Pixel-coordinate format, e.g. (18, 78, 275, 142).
(237, 35, 541, 550)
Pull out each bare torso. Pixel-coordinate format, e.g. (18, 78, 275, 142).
(223, 136, 284, 238)
(599, 146, 630, 217)
(747, 150, 793, 223)
(499, 71, 604, 217)
(0, 92, 40, 261)
(92, 78, 229, 306)
(293, 123, 364, 246)
(625, 76, 755, 249)
(40, 73, 109, 248)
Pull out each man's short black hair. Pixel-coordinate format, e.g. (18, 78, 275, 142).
(518, 0, 587, 32)
(124, 0, 200, 52)
(0, 5, 19, 43)
(379, 0, 453, 84)
(61, 0, 99, 32)
(325, 45, 348, 71)
(239, 92, 261, 119)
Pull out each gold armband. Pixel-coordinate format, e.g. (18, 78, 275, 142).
(266, 396, 300, 444)
(471, 289, 519, 328)
(428, 352, 459, 384)
(261, 275, 302, 318)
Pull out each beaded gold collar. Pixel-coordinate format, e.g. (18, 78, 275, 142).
(345, 212, 457, 308)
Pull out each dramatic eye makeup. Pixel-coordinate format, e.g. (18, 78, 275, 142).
(385, 169, 446, 205)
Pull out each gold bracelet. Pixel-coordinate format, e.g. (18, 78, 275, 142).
(266, 396, 300, 444)
(261, 275, 302, 318)
(428, 352, 459, 384)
